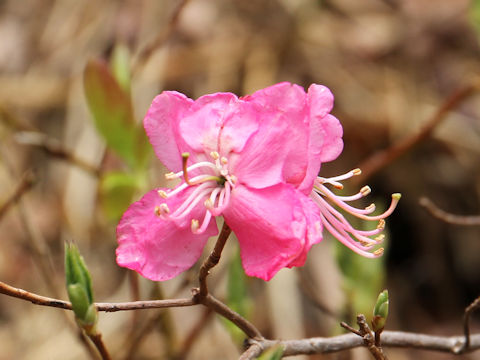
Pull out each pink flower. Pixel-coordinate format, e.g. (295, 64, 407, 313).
(116, 82, 399, 282)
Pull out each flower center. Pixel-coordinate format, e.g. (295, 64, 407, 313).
(310, 168, 400, 258)
(155, 151, 236, 234)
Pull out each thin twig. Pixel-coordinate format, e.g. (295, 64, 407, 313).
(419, 197, 480, 226)
(0, 280, 196, 311)
(132, 0, 190, 73)
(463, 295, 480, 351)
(357, 80, 480, 182)
(197, 292, 263, 340)
(198, 222, 231, 296)
(3, 280, 480, 357)
(88, 333, 112, 360)
(340, 321, 362, 336)
(239, 342, 263, 360)
(245, 332, 480, 357)
(14, 131, 100, 177)
(0, 170, 36, 220)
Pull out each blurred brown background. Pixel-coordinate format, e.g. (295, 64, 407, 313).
(1, 0, 480, 359)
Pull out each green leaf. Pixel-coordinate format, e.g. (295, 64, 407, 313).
(258, 345, 284, 360)
(83, 59, 138, 168)
(110, 43, 131, 93)
(100, 171, 140, 220)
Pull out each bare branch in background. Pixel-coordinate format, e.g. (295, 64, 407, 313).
(14, 131, 100, 177)
(132, 0, 190, 72)
(419, 197, 480, 226)
(357, 80, 480, 183)
(0, 170, 35, 221)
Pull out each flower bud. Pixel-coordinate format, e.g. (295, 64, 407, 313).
(65, 242, 97, 332)
(372, 289, 389, 332)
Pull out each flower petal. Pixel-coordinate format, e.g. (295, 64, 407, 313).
(116, 189, 218, 281)
(223, 184, 321, 281)
(179, 93, 259, 155)
(287, 194, 323, 267)
(144, 91, 194, 173)
(297, 85, 344, 193)
(233, 83, 310, 189)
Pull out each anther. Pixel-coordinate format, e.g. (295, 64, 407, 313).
(334, 183, 344, 190)
(165, 172, 177, 180)
(374, 248, 384, 256)
(204, 198, 214, 209)
(392, 193, 402, 201)
(191, 219, 199, 233)
(377, 219, 386, 230)
(365, 203, 376, 212)
(210, 151, 220, 160)
(154, 206, 161, 216)
(159, 203, 170, 214)
(374, 234, 385, 243)
(360, 186, 371, 196)
(221, 157, 228, 165)
(352, 168, 362, 176)
(158, 190, 168, 198)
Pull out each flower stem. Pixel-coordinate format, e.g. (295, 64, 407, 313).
(198, 222, 231, 297)
(88, 332, 112, 360)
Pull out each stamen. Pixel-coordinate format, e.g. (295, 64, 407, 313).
(170, 184, 215, 219)
(312, 168, 400, 259)
(192, 209, 213, 234)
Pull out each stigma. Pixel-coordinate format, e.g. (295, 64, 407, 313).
(311, 168, 400, 258)
(154, 151, 236, 234)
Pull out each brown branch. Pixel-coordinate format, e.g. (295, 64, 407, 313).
(14, 131, 100, 177)
(132, 0, 190, 73)
(4, 280, 480, 357)
(198, 222, 231, 296)
(0, 280, 196, 311)
(194, 291, 263, 340)
(419, 197, 480, 226)
(357, 80, 480, 182)
(245, 332, 480, 357)
(239, 342, 263, 360)
(463, 295, 480, 351)
(88, 333, 112, 360)
(0, 170, 35, 220)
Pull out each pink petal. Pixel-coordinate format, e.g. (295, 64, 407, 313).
(233, 83, 310, 189)
(297, 86, 344, 193)
(286, 194, 323, 267)
(116, 189, 218, 281)
(144, 92, 194, 173)
(223, 184, 321, 281)
(179, 93, 259, 155)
